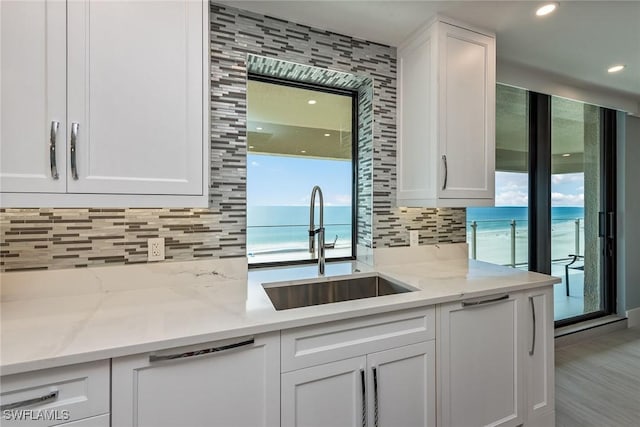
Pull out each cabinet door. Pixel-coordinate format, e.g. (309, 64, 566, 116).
(111, 334, 280, 427)
(438, 22, 495, 200)
(367, 341, 436, 427)
(0, 0, 66, 193)
(66, 0, 204, 195)
(439, 294, 523, 427)
(525, 287, 555, 425)
(397, 26, 438, 204)
(282, 356, 366, 427)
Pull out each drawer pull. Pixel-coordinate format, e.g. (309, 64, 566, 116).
(360, 369, 366, 427)
(442, 154, 448, 190)
(70, 122, 79, 180)
(49, 121, 60, 180)
(373, 367, 379, 427)
(529, 296, 536, 356)
(149, 338, 254, 363)
(0, 390, 59, 411)
(462, 294, 509, 307)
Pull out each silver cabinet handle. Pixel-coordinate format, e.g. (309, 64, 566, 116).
(49, 121, 60, 180)
(462, 294, 509, 307)
(149, 338, 254, 363)
(70, 122, 79, 180)
(0, 390, 58, 411)
(360, 369, 366, 427)
(372, 366, 379, 427)
(442, 155, 448, 190)
(529, 296, 536, 356)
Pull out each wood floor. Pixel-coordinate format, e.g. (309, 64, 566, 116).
(555, 327, 640, 427)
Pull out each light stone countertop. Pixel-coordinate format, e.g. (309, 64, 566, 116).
(0, 244, 560, 376)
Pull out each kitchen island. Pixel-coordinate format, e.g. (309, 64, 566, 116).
(1, 243, 559, 426)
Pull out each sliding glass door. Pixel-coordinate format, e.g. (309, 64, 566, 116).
(551, 97, 603, 321)
(468, 85, 616, 325)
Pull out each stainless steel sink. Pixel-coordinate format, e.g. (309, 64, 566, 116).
(263, 275, 414, 311)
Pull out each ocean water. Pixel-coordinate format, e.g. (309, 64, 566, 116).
(467, 206, 586, 266)
(467, 206, 585, 227)
(246, 205, 586, 266)
(247, 206, 352, 254)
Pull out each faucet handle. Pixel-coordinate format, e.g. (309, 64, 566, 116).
(309, 235, 315, 253)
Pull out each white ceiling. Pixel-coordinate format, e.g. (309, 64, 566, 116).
(247, 80, 352, 131)
(247, 80, 353, 160)
(218, 0, 640, 99)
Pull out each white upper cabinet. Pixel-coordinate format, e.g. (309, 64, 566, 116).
(0, 0, 208, 207)
(397, 18, 495, 207)
(0, 0, 67, 194)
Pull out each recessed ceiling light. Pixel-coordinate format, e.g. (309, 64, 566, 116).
(300, 150, 307, 153)
(608, 64, 625, 73)
(307, 100, 317, 105)
(324, 133, 331, 137)
(536, 3, 557, 16)
(562, 153, 571, 157)
(256, 127, 263, 131)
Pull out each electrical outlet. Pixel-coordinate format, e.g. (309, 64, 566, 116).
(410, 230, 419, 247)
(148, 237, 165, 261)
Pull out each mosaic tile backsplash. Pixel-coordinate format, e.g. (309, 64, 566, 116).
(0, 3, 466, 272)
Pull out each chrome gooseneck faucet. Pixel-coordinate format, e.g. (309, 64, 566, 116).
(309, 185, 325, 275)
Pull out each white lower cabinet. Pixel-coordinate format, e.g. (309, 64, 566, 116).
(281, 308, 437, 427)
(111, 333, 280, 427)
(439, 293, 523, 427)
(367, 342, 436, 427)
(2, 287, 554, 427)
(282, 342, 436, 427)
(281, 356, 366, 427)
(0, 360, 110, 427)
(524, 287, 555, 427)
(439, 287, 555, 427)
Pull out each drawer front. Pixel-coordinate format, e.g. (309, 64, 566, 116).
(1, 360, 109, 427)
(57, 414, 110, 427)
(282, 307, 435, 372)
(112, 333, 281, 427)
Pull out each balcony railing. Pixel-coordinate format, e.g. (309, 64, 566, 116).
(467, 218, 584, 268)
(247, 223, 352, 263)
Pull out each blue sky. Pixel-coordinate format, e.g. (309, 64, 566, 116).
(247, 155, 585, 208)
(247, 154, 352, 206)
(496, 171, 585, 207)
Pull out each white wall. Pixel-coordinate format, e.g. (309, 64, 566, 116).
(497, 60, 640, 117)
(618, 114, 640, 324)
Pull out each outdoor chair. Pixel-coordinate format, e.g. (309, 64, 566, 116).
(564, 254, 584, 296)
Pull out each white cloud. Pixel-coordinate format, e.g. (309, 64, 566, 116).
(332, 194, 352, 205)
(495, 172, 528, 206)
(552, 173, 584, 185)
(551, 192, 584, 206)
(250, 161, 260, 167)
(496, 190, 528, 206)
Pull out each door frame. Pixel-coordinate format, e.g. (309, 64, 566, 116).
(527, 93, 617, 327)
